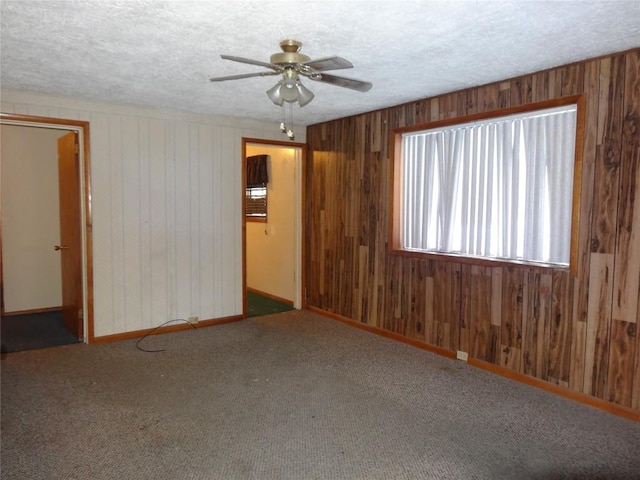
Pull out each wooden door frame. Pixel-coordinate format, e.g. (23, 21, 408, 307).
(241, 138, 307, 317)
(0, 113, 94, 343)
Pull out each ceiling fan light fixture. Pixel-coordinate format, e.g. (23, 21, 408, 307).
(267, 77, 314, 106)
(296, 82, 314, 107)
(266, 82, 285, 106)
(280, 78, 299, 103)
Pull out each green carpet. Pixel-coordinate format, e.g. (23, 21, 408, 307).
(247, 291, 294, 317)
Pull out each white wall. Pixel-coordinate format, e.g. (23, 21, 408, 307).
(1, 89, 305, 337)
(246, 144, 296, 301)
(1, 125, 67, 312)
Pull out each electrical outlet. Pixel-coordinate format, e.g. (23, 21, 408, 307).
(456, 350, 468, 362)
(188, 316, 199, 325)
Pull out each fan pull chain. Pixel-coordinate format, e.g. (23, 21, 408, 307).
(287, 103, 294, 140)
(279, 103, 295, 140)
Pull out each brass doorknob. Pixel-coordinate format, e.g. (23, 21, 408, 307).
(53, 245, 69, 251)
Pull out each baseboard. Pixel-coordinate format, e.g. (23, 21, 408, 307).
(91, 314, 244, 344)
(2, 306, 63, 316)
(307, 306, 456, 360)
(247, 288, 294, 306)
(468, 358, 640, 422)
(307, 306, 640, 423)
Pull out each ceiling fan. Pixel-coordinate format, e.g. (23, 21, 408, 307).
(209, 39, 372, 108)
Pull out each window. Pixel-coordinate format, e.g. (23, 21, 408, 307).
(246, 186, 267, 219)
(391, 97, 584, 269)
(246, 154, 269, 221)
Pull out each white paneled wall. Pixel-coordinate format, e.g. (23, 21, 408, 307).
(1, 89, 305, 337)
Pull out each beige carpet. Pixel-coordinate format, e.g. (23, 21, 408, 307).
(2, 310, 639, 479)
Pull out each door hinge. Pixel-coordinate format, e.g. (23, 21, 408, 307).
(78, 308, 83, 320)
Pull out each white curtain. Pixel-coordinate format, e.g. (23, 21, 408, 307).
(402, 104, 577, 266)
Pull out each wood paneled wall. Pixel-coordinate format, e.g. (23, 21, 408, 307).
(305, 49, 640, 411)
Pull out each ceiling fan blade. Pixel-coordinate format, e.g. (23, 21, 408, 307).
(300, 56, 353, 72)
(210, 71, 280, 82)
(308, 73, 372, 92)
(221, 55, 280, 70)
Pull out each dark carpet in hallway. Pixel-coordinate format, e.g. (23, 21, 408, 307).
(1, 311, 79, 353)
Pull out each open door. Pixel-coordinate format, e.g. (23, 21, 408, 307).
(242, 138, 306, 318)
(57, 132, 83, 339)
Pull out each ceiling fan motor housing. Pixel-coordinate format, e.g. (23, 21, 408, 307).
(270, 39, 310, 65)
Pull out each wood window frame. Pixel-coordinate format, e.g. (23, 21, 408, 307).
(389, 95, 586, 275)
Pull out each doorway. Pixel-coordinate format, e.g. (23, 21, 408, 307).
(0, 113, 93, 349)
(242, 138, 306, 318)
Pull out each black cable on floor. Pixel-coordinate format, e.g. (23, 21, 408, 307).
(135, 319, 197, 353)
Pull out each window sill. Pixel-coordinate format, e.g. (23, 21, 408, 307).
(388, 247, 570, 272)
(246, 217, 267, 223)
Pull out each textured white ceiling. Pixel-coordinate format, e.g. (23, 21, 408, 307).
(2, 0, 640, 127)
